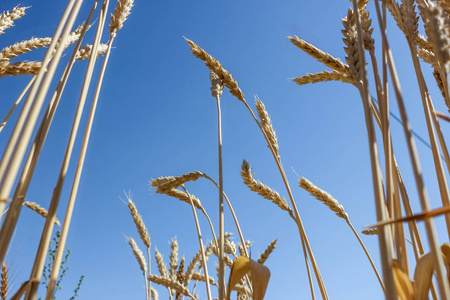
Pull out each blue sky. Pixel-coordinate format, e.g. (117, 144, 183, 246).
(1, 0, 449, 299)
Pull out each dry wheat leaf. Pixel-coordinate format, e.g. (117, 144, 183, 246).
(392, 260, 415, 300)
(226, 256, 270, 300)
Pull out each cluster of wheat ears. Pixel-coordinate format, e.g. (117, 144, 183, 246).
(1, 0, 450, 299)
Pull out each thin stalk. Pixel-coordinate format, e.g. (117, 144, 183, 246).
(215, 94, 225, 300)
(182, 186, 212, 300)
(25, 2, 104, 298)
(147, 247, 151, 300)
(0, 0, 82, 219)
(427, 95, 450, 176)
(0, 76, 36, 134)
(407, 41, 450, 240)
(374, 0, 450, 297)
(241, 100, 326, 299)
(346, 219, 385, 291)
(0, 0, 98, 264)
(352, 1, 397, 298)
(45, 3, 111, 298)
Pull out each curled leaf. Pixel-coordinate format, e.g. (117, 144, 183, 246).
(392, 260, 414, 300)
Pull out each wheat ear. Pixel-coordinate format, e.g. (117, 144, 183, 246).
(126, 197, 151, 249)
(75, 44, 109, 61)
(150, 288, 159, 300)
(128, 237, 149, 300)
(0, 61, 43, 77)
(257, 240, 277, 265)
(293, 70, 356, 86)
(170, 238, 179, 281)
(148, 274, 195, 299)
(0, 37, 52, 61)
(0, 6, 28, 35)
(185, 37, 245, 102)
(151, 171, 205, 191)
(109, 0, 134, 37)
(23, 201, 60, 226)
(255, 98, 280, 159)
(288, 36, 349, 74)
(362, 228, 379, 236)
(1, 263, 7, 300)
(241, 160, 294, 219)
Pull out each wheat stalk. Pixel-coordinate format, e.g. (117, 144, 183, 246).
(293, 70, 356, 86)
(0, 6, 28, 35)
(257, 240, 277, 264)
(23, 201, 61, 226)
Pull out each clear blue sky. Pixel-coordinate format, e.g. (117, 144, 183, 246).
(1, 0, 449, 299)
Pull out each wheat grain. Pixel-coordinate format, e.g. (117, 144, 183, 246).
(185, 38, 246, 102)
(127, 197, 151, 249)
(128, 237, 148, 277)
(109, 0, 134, 37)
(288, 35, 349, 75)
(298, 177, 349, 221)
(0, 37, 52, 61)
(75, 44, 109, 61)
(257, 240, 277, 264)
(416, 34, 434, 52)
(293, 70, 356, 86)
(154, 247, 169, 278)
(1, 263, 7, 300)
(418, 48, 437, 66)
(148, 274, 194, 299)
(170, 238, 179, 281)
(240, 160, 294, 219)
(23, 201, 60, 226)
(0, 6, 29, 35)
(255, 99, 280, 159)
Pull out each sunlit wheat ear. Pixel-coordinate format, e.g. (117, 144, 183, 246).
(414, 243, 450, 299)
(1, 263, 7, 300)
(342, 8, 362, 82)
(416, 33, 434, 52)
(109, 0, 134, 37)
(151, 171, 205, 191)
(418, 48, 437, 67)
(155, 187, 205, 212)
(128, 237, 148, 277)
(154, 247, 169, 278)
(224, 239, 237, 256)
(257, 239, 277, 264)
(362, 228, 378, 236)
(148, 274, 194, 299)
(356, 1, 375, 52)
(392, 260, 415, 300)
(191, 273, 218, 286)
(0, 6, 29, 35)
(428, 5, 450, 74)
(150, 288, 159, 300)
(0, 61, 42, 77)
(293, 70, 356, 86)
(0, 37, 52, 60)
(126, 196, 151, 249)
(23, 201, 60, 226)
(184, 37, 246, 102)
(399, 0, 419, 42)
(239, 241, 252, 257)
(255, 98, 280, 159)
(177, 256, 185, 284)
(287, 35, 349, 75)
(298, 177, 348, 221)
(240, 160, 294, 219)
(75, 44, 109, 60)
(169, 238, 179, 281)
